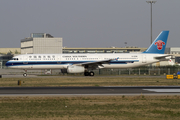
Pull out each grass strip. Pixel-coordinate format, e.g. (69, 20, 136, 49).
(0, 95, 180, 120)
(0, 76, 179, 87)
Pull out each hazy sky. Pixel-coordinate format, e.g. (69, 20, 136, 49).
(0, 0, 179, 48)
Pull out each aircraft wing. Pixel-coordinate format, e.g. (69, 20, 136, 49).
(74, 59, 113, 66)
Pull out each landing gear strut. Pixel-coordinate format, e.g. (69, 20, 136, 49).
(23, 70, 27, 77)
(84, 71, 94, 76)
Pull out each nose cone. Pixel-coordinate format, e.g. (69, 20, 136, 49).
(5, 61, 19, 69)
(5, 61, 10, 67)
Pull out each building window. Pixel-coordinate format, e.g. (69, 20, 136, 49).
(31, 33, 44, 38)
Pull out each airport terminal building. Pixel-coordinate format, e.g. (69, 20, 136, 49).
(21, 33, 63, 54)
(63, 47, 147, 53)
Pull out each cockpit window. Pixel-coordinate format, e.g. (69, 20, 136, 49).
(12, 58, 18, 60)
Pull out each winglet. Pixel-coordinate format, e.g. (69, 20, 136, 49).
(143, 31, 169, 54)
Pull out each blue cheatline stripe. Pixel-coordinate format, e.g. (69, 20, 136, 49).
(6, 60, 139, 66)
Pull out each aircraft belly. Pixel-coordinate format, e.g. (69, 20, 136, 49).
(12, 64, 64, 70)
(32, 65, 62, 69)
(7, 66, 19, 69)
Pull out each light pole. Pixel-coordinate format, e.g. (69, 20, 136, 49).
(146, 1, 156, 44)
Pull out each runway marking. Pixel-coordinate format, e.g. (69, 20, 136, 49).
(143, 89, 180, 92)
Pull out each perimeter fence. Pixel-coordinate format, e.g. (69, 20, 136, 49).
(89, 66, 180, 76)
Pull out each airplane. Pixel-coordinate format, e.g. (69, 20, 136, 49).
(168, 59, 180, 66)
(6, 31, 171, 77)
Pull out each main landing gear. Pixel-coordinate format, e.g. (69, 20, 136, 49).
(84, 71, 94, 76)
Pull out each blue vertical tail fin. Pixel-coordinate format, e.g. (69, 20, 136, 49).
(143, 31, 169, 54)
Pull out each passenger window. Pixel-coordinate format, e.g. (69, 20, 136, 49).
(38, 56, 41, 58)
(34, 56, 37, 58)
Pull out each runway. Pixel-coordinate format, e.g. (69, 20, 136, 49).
(0, 86, 180, 96)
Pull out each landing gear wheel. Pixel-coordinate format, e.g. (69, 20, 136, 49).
(89, 71, 94, 76)
(23, 73, 27, 77)
(84, 72, 89, 76)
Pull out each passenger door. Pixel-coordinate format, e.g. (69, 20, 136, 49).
(57, 55, 61, 64)
(142, 55, 147, 63)
(23, 56, 28, 64)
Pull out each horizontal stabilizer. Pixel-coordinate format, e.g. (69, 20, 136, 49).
(154, 55, 172, 61)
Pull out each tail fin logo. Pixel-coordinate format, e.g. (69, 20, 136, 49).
(155, 40, 165, 50)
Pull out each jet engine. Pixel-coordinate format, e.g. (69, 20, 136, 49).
(67, 65, 85, 73)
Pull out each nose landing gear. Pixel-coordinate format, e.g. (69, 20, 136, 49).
(23, 73, 27, 77)
(23, 69, 27, 77)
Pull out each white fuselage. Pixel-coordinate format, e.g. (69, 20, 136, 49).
(6, 53, 167, 70)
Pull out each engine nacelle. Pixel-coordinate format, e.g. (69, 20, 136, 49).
(67, 65, 85, 73)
